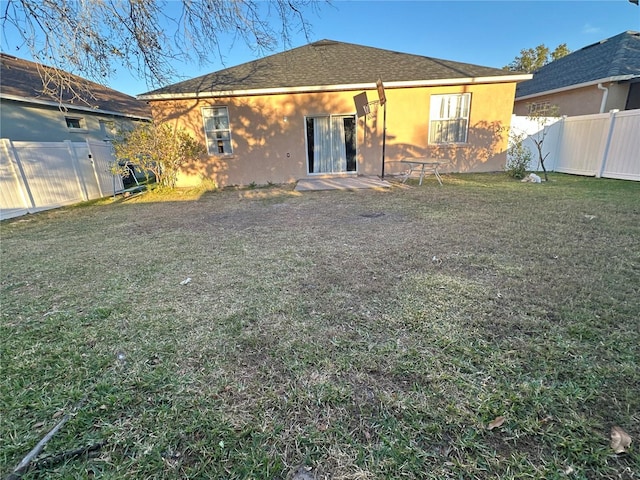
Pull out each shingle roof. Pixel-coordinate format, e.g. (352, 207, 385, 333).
(140, 39, 525, 98)
(516, 31, 640, 99)
(0, 53, 151, 118)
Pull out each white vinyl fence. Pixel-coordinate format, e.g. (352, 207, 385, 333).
(509, 109, 640, 181)
(0, 139, 124, 221)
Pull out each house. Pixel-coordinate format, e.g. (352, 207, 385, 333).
(1, 54, 153, 221)
(0, 53, 151, 142)
(514, 31, 640, 117)
(138, 40, 531, 188)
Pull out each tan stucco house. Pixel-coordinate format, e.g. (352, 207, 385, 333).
(514, 31, 640, 117)
(139, 40, 530, 188)
(0, 53, 151, 143)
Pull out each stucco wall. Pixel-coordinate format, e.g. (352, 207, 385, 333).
(514, 82, 630, 117)
(149, 81, 517, 187)
(0, 99, 144, 142)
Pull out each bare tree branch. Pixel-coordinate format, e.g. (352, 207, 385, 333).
(2, 0, 324, 102)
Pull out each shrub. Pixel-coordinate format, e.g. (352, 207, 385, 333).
(113, 122, 205, 189)
(505, 132, 531, 179)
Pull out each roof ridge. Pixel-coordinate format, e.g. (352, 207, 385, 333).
(577, 30, 639, 52)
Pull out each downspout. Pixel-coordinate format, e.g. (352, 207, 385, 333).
(598, 83, 609, 113)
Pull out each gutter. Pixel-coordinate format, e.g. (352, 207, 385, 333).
(597, 83, 609, 113)
(0, 93, 152, 121)
(138, 74, 533, 101)
(515, 75, 636, 101)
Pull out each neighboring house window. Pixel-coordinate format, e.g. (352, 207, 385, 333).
(202, 106, 232, 155)
(65, 117, 85, 130)
(527, 102, 551, 115)
(429, 93, 471, 144)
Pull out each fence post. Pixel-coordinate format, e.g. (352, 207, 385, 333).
(1, 138, 36, 212)
(596, 109, 618, 179)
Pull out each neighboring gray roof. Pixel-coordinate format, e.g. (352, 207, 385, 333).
(516, 31, 640, 99)
(140, 39, 527, 98)
(0, 53, 151, 118)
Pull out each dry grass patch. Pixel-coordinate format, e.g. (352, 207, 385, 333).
(1, 174, 638, 479)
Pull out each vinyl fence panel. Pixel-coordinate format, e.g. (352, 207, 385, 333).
(510, 109, 639, 181)
(0, 139, 122, 220)
(0, 139, 31, 220)
(10, 141, 84, 210)
(508, 115, 562, 171)
(554, 113, 611, 176)
(599, 110, 640, 180)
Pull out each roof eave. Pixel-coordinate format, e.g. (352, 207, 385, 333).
(0, 93, 152, 121)
(138, 74, 532, 101)
(515, 75, 638, 101)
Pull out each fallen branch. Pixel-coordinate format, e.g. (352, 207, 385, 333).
(6, 354, 125, 479)
(5, 440, 106, 480)
(32, 440, 106, 470)
(6, 414, 70, 479)
(6, 397, 87, 479)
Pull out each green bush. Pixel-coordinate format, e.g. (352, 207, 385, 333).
(505, 132, 532, 179)
(113, 122, 205, 189)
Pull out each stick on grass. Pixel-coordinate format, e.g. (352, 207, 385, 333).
(7, 413, 70, 479)
(7, 397, 87, 479)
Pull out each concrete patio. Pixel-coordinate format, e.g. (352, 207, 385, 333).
(294, 176, 392, 191)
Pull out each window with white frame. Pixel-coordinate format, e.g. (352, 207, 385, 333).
(202, 106, 232, 155)
(429, 93, 471, 144)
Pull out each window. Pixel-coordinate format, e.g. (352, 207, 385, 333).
(202, 107, 232, 155)
(65, 117, 84, 130)
(429, 93, 471, 144)
(527, 102, 551, 115)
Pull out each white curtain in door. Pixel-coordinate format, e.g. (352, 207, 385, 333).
(331, 117, 347, 173)
(313, 117, 332, 173)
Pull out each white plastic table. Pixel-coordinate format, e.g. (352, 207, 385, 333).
(400, 159, 447, 186)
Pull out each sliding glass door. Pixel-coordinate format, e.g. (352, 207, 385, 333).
(306, 115, 356, 174)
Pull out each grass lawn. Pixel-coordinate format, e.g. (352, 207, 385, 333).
(1, 173, 638, 479)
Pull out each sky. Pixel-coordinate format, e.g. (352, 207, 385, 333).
(2, 0, 639, 97)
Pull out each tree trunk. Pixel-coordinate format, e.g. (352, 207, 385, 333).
(540, 160, 549, 182)
(535, 142, 549, 182)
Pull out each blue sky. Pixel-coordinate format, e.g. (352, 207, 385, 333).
(2, 1, 639, 96)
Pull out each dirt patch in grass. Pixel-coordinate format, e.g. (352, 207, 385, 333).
(1, 174, 639, 479)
